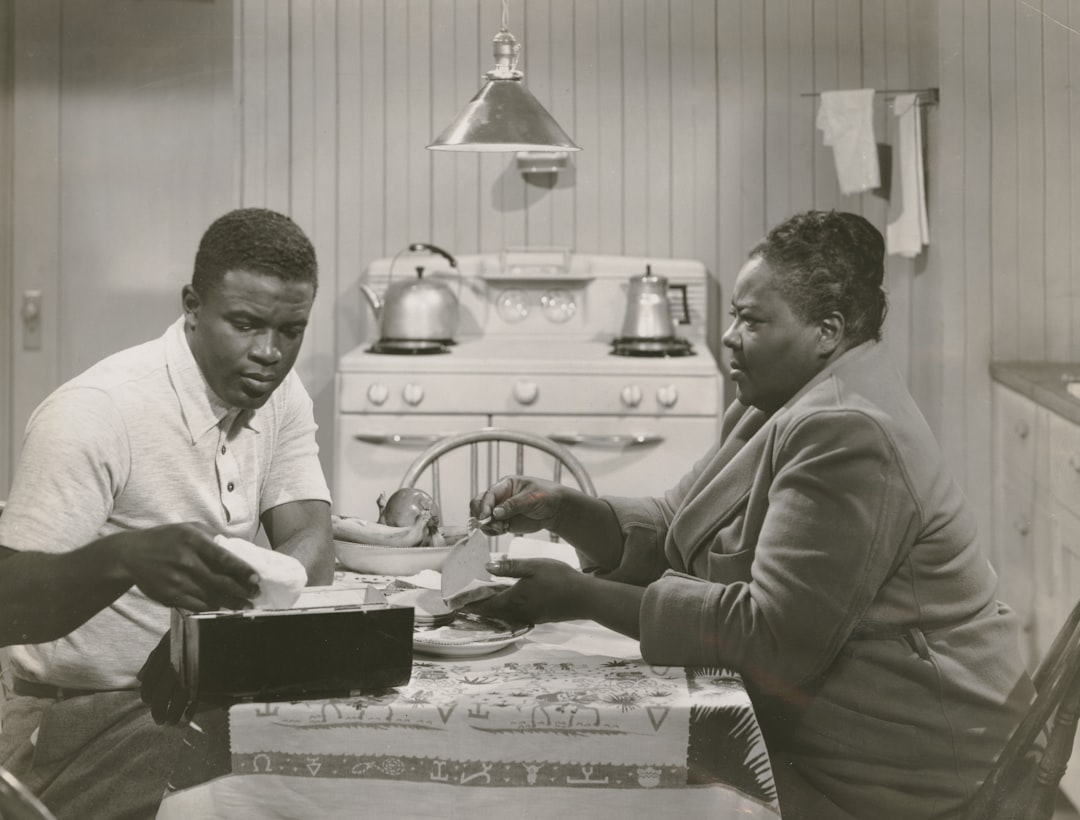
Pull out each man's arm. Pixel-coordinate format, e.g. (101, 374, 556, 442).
(0, 524, 260, 647)
(261, 499, 334, 585)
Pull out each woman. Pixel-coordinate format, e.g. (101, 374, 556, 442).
(471, 211, 1032, 820)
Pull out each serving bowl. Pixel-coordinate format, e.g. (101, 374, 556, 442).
(333, 540, 453, 575)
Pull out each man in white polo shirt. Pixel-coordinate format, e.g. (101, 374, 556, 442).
(0, 207, 334, 819)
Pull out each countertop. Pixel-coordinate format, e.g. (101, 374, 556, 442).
(990, 361, 1080, 426)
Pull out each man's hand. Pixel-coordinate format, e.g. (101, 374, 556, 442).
(137, 632, 195, 725)
(112, 523, 260, 611)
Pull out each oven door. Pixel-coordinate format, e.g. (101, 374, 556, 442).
(334, 414, 488, 520)
(493, 415, 721, 498)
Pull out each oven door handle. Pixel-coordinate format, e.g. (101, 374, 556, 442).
(352, 433, 448, 447)
(548, 432, 664, 448)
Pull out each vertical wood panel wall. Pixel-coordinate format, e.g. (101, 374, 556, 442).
(237, 0, 950, 498)
(7, 1, 1075, 555)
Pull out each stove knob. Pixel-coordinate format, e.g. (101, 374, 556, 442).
(402, 383, 425, 406)
(366, 383, 390, 406)
(620, 384, 643, 408)
(513, 380, 540, 406)
(657, 385, 679, 408)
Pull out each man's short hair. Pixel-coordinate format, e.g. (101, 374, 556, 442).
(192, 208, 318, 296)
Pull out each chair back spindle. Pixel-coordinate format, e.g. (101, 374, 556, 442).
(956, 597, 1080, 819)
(400, 428, 596, 547)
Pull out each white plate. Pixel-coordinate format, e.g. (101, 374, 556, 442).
(334, 540, 452, 575)
(413, 619, 533, 658)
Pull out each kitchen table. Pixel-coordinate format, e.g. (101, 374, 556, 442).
(156, 580, 780, 820)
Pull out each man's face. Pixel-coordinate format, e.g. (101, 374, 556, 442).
(182, 269, 315, 410)
(721, 256, 827, 413)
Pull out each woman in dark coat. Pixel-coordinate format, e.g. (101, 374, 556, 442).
(472, 210, 1033, 819)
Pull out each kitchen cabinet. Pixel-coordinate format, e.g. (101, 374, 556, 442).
(991, 382, 1045, 668)
(992, 376, 1080, 803)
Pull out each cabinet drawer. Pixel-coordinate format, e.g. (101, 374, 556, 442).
(993, 477, 1037, 668)
(993, 384, 1040, 481)
(1031, 504, 1060, 661)
(1049, 412, 1080, 506)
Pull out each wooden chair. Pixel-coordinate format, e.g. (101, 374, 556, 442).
(0, 765, 58, 820)
(399, 428, 596, 547)
(956, 598, 1080, 819)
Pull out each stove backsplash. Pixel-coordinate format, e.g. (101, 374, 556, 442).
(355, 251, 711, 346)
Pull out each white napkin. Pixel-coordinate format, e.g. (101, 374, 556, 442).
(214, 535, 307, 609)
(440, 530, 512, 609)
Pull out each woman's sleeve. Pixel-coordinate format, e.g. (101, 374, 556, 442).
(639, 409, 918, 692)
(583, 449, 714, 584)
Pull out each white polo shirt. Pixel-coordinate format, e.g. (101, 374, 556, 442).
(0, 317, 331, 688)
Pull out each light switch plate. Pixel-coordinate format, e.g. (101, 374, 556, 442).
(21, 290, 42, 351)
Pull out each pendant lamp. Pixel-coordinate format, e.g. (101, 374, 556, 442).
(427, 1, 580, 153)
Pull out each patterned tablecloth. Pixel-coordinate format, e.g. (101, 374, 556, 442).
(157, 574, 780, 819)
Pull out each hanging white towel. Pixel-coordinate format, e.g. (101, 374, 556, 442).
(886, 93, 930, 257)
(816, 89, 880, 195)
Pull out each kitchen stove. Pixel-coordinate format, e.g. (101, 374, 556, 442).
(333, 250, 724, 522)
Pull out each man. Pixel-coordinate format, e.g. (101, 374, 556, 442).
(0, 208, 334, 819)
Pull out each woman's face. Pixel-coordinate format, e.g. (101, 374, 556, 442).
(722, 256, 833, 413)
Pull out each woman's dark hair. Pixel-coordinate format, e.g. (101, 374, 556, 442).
(192, 208, 318, 296)
(749, 210, 888, 345)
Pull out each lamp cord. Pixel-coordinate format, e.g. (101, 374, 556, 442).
(501, 0, 509, 33)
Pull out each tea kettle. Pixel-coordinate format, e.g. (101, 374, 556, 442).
(360, 243, 461, 342)
(619, 265, 691, 340)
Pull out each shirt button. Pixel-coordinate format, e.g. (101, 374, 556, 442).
(221, 445, 227, 455)
(227, 482, 235, 492)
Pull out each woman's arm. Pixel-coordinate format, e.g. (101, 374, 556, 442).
(0, 525, 260, 646)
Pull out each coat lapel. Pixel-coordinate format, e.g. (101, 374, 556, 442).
(673, 402, 773, 555)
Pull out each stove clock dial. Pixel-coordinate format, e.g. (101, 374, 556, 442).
(496, 289, 530, 323)
(540, 290, 577, 323)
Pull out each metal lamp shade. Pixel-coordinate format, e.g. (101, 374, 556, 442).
(427, 76, 580, 153)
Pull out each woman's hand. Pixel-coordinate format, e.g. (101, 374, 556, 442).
(471, 556, 587, 624)
(470, 476, 573, 537)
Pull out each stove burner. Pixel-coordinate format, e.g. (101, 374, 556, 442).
(368, 339, 453, 355)
(610, 337, 695, 358)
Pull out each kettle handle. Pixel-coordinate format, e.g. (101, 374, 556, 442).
(394, 243, 464, 298)
(669, 283, 691, 325)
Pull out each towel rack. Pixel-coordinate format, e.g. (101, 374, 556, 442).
(800, 87, 939, 107)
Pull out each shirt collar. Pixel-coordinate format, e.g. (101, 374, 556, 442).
(164, 317, 262, 443)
